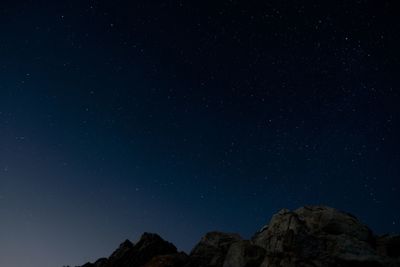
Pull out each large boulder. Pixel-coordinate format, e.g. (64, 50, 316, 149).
(254, 206, 399, 267)
(253, 208, 311, 255)
(186, 232, 243, 267)
(222, 240, 266, 267)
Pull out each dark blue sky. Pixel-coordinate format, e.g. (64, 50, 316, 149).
(0, 1, 399, 267)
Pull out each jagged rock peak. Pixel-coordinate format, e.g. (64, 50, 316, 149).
(80, 232, 177, 267)
(136, 232, 173, 247)
(194, 231, 242, 251)
(119, 239, 134, 248)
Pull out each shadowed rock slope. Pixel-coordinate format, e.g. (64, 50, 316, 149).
(78, 206, 400, 267)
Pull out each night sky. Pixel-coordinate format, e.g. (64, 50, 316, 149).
(0, 1, 399, 267)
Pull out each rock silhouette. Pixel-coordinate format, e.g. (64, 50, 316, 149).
(81, 233, 177, 267)
(77, 206, 400, 267)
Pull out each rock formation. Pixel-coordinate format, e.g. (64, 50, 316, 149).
(80, 233, 177, 267)
(77, 206, 400, 267)
(186, 232, 243, 267)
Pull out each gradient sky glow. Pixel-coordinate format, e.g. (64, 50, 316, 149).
(1, 1, 399, 267)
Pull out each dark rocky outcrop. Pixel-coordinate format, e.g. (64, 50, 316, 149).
(77, 206, 400, 267)
(223, 240, 266, 267)
(253, 206, 399, 267)
(80, 233, 177, 267)
(185, 232, 243, 267)
(143, 252, 189, 267)
(376, 234, 400, 259)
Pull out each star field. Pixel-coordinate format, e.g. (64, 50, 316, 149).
(0, 1, 399, 267)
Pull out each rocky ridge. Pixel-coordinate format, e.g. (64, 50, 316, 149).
(78, 206, 400, 267)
